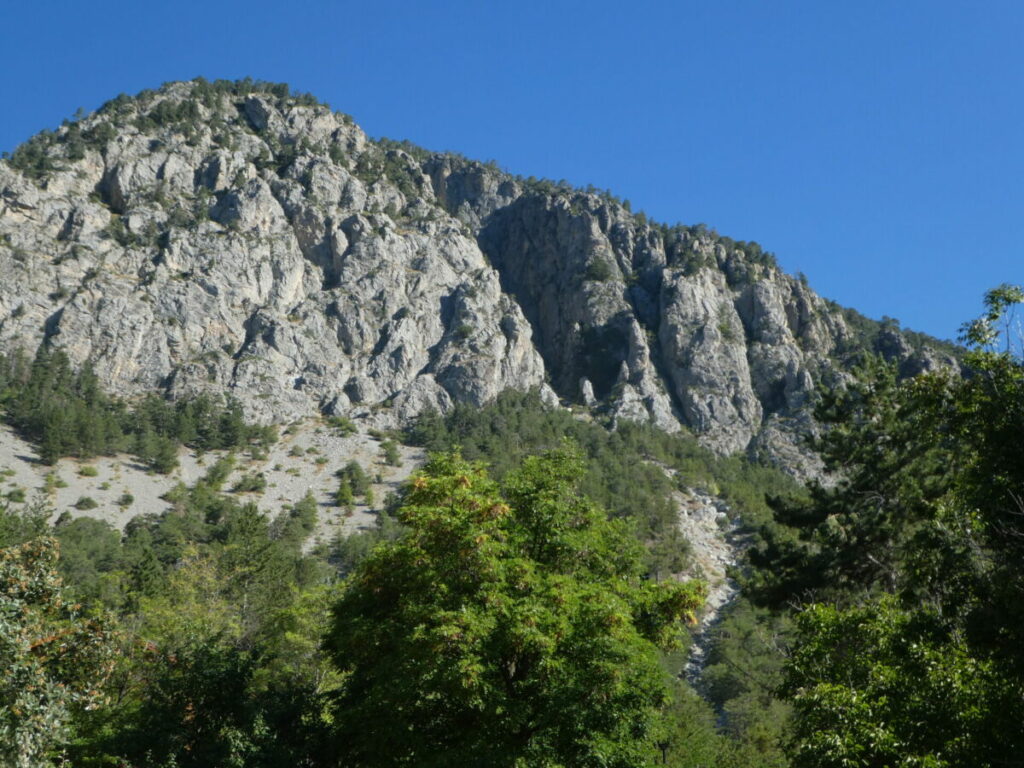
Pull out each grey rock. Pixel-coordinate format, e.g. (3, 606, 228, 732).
(0, 81, 960, 481)
(579, 378, 596, 407)
(659, 269, 762, 454)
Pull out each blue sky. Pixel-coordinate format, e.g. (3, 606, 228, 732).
(3, 1, 1021, 341)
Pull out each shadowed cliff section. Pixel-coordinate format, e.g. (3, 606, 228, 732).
(426, 154, 961, 473)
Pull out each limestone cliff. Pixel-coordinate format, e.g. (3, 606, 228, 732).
(0, 80, 958, 477)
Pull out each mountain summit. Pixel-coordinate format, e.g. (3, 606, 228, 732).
(0, 79, 956, 476)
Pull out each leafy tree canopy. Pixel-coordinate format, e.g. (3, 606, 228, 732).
(326, 447, 706, 767)
(0, 538, 115, 768)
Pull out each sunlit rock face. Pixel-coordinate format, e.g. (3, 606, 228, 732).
(0, 81, 958, 477)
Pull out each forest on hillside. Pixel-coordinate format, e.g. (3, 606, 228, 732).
(3, 287, 1024, 767)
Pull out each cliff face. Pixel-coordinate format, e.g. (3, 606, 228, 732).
(0, 80, 956, 476)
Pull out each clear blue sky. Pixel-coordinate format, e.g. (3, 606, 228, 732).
(3, 1, 1021, 341)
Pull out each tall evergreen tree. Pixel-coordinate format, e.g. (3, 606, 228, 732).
(761, 285, 1024, 767)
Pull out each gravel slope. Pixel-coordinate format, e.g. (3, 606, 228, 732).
(0, 421, 423, 549)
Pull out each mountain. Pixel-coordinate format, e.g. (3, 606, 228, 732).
(3, 79, 994, 767)
(0, 79, 958, 478)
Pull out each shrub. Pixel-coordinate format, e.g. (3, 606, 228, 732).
(231, 472, 267, 494)
(335, 479, 354, 510)
(380, 439, 402, 467)
(335, 462, 371, 501)
(584, 258, 614, 282)
(326, 415, 357, 436)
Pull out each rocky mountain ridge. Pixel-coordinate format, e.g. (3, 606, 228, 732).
(0, 79, 958, 477)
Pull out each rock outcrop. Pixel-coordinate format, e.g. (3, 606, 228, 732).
(0, 80, 959, 477)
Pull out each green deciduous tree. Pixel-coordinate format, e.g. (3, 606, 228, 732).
(0, 539, 114, 768)
(782, 598, 1013, 768)
(325, 448, 705, 767)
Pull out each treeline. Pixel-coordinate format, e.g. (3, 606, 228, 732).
(835, 303, 963, 360)
(407, 389, 802, 536)
(0, 345, 275, 471)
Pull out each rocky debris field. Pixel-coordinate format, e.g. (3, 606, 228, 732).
(0, 421, 422, 548)
(675, 487, 748, 681)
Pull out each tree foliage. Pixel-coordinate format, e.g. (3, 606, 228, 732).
(782, 598, 1014, 768)
(57, 460, 336, 767)
(0, 539, 114, 768)
(326, 448, 706, 767)
(0, 345, 275, 469)
(751, 285, 1024, 767)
